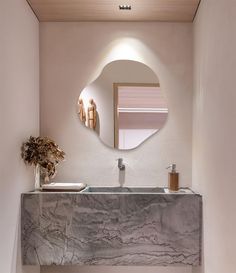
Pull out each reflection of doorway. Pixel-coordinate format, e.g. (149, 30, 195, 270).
(113, 83, 168, 149)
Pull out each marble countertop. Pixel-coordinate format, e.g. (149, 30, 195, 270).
(24, 186, 199, 195)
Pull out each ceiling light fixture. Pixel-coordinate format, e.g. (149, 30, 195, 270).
(119, 5, 131, 10)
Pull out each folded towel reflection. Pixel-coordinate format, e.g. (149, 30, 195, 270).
(42, 182, 86, 192)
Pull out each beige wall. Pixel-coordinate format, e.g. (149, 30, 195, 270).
(40, 22, 193, 191)
(193, 0, 236, 272)
(0, 0, 39, 273)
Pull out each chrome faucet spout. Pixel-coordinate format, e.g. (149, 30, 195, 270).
(117, 158, 125, 171)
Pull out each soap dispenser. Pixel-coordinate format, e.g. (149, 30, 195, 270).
(167, 164, 179, 191)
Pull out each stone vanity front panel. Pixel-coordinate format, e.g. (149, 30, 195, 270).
(21, 192, 202, 266)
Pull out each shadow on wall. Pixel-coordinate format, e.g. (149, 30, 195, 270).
(192, 209, 205, 273)
(41, 266, 192, 273)
(11, 206, 39, 273)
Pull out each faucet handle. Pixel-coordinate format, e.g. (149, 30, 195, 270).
(117, 158, 125, 171)
(166, 164, 176, 173)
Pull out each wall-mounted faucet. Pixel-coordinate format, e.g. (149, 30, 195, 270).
(117, 158, 125, 171)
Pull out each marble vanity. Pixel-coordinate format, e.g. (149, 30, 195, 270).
(21, 187, 202, 266)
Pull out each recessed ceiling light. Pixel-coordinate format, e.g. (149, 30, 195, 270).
(119, 5, 132, 10)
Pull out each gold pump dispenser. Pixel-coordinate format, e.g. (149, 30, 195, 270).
(167, 164, 179, 191)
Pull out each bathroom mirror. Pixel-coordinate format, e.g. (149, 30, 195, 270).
(77, 60, 168, 150)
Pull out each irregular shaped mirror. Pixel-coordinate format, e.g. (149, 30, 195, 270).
(77, 60, 168, 150)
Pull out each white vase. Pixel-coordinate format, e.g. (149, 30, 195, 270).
(34, 164, 41, 190)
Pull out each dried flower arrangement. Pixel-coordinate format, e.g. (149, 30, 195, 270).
(21, 136, 65, 182)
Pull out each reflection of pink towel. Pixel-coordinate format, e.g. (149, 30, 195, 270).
(42, 182, 86, 192)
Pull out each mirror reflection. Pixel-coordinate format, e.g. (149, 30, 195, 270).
(78, 60, 168, 150)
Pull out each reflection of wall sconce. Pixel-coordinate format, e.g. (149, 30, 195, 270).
(78, 98, 86, 125)
(87, 98, 97, 130)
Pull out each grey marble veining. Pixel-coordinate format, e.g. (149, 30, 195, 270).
(21, 191, 202, 266)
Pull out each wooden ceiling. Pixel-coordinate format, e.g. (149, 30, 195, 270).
(27, 0, 201, 22)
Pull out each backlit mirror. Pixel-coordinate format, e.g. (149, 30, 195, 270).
(77, 60, 168, 150)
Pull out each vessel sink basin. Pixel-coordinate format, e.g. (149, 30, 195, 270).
(83, 186, 165, 193)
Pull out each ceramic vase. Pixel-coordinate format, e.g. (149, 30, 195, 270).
(34, 164, 41, 190)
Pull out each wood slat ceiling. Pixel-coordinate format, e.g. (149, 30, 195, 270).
(27, 0, 201, 22)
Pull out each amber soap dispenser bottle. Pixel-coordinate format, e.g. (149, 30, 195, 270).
(167, 164, 179, 191)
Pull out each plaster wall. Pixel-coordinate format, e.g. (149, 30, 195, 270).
(40, 22, 193, 189)
(0, 0, 40, 273)
(193, 0, 236, 272)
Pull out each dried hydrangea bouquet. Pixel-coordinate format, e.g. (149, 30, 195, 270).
(21, 136, 65, 190)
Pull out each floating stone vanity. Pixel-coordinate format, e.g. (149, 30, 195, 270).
(21, 187, 202, 266)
